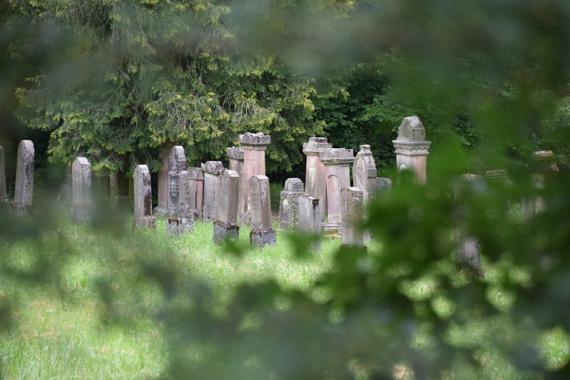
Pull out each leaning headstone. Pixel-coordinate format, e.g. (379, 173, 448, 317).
(353, 145, 377, 201)
(238, 132, 271, 224)
(167, 146, 193, 235)
(188, 167, 204, 218)
(213, 170, 240, 244)
(278, 178, 304, 229)
(203, 161, 225, 221)
(0, 144, 6, 202)
(72, 157, 92, 223)
(248, 175, 276, 248)
(341, 187, 365, 246)
(393, 116, 431, 184)
(298, 194, 321, 235)
(133, 165, 155, 228)
(13, 140, 34, 214)
(303, 137, 332, 221)
(320, 148, 354, 236)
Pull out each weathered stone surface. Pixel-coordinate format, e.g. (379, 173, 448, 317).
(393, 116, 431, 184)
(248, 175, 275, 247)
(155, 145, 172, 216)
(374, 177, 393, 193)
(217, 169, 240, 226)
(72, 157, 92, 223)
(188, 167, 204, 218)
(353, 145, 377, 201)
(303, 137, 332, 222)
(213, 221, 240, 244)
(13, 140, 34, 213)
(238, 132, 271, 224)
(109, 173, 119, 202)
(203, 161, 224, 221)
(0, 144, 6, 202)
(226, 146, 245, 163)
(167, 146, 192, 234)
(320, 148, 354, 235)
(278, 178, 304, 229)
(298, 194, 321, 234)
(341, 187, 365, 246)
(133, 165, 155, 229)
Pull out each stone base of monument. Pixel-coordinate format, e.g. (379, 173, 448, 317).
(250, 228, 276, 248)
(134, 216, 156, 229)
(213, 221, 239, 244)
(167, 217, 193, 235)
(322, 223, 341, 239)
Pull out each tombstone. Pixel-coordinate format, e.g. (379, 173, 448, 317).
(109, 173, 119, 202)
(373, 177, 393, 193)
(13, 140, 34, 214)
(248, 175, 276, 248)
(72, 157, 92, 223)
(227, 147, 244, 174)
(213, 170, 240, 244)
(203, 161, 225, 221)
(155, 145, 172, 216)
(341, 187, 365, 246)
(392, 116, 431, 184)
(238, 132, 271, 224)
(353, 145, 378, 201)
(303, 137, 332, 221)
(133, 165, 155, 229)
(167, 146, 193, 235)
(188, 167, 204, 218)
(0, 144, 6, 202)
(298, 194, 321, 235)
(320, 148, 354, 235)
(278, 178, 304, 229)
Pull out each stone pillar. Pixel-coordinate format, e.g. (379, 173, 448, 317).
(298, 194, 321, 235)
(13, 140, 34, 213)
(213, 169, 240, 243)
(72, 157, 92, 223)
(227, 147, 244, 174)
(167, 146, 193, 235)
(353, 145, 377, 201)
(278, 178, 304, 229)
(133, 165, 155, 229)
(109, 173, 119, 202)
(341, 187, 365, 246)
(155, 145, 171, 216)
(0, 144, 6, 202)
(392, 116, 431, 184)
(303, 137, 332, 221)
(203, 161, 225, 221)
(188, 167, 204, 218)
(238, 132, 271, 224)
(248, 175, 276, 247)
(320, 148, 354, 235)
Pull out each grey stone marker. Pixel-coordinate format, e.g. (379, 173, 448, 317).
(353, 145, 378, 201)
(203, 161, 225, 221)
(298, 194, 321, 235)
(341, 187, 365, 246)
(133, 165, 155, 229)
(393, 116, 431, 184)
(13, 140, 35, 213)
(374, 177, 393, 193)
(303, 137, 332, 222)
(167, 146, 193, 235)
(320, 148, 354, 236)
(278, 178, 305, 229)
(188, 167, 204, 218)
(248, 175, 276, 248)
(0, 144, 6, 202)
(155, 145, 172, 216)
(213, 169, 240, 244)
(72, 157, 92, 223)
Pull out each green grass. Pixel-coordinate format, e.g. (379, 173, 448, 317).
(0, 218, 339, 379)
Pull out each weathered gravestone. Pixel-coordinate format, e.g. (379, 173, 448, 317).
(374, 177, 393, 193)
(167, 146, 193, 235)
(249, 175, 276, 248)
(278, 178, 304, 229)
(341, 187, 365, 246)
(227, 147, 244, 175)
(13, 140, 35, 214)
(213, 169, 240, 244)
(203, 161, 225, 221)
(188, 167, 204, 218)
(353, 145, 377, 201)
(393, 116, 431, 184)
(72, 157, 92, 223)
(320, 148, 354, 235)
(133, 165, 155, 229)
(0, 144, 6, 202)
(238, 132, 271, 224)
(303, 137, 332, 222)
(298, 194, 321, 235)
(155, 145, 172, 216)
